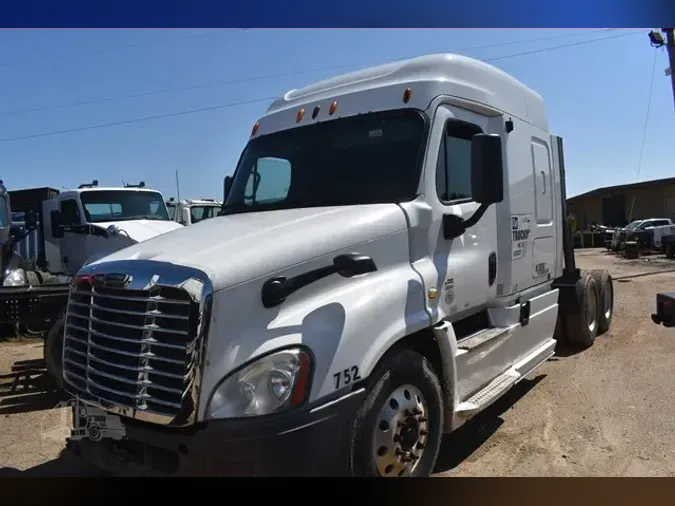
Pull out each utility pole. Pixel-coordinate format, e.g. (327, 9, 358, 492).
(649, 28, 675, 111)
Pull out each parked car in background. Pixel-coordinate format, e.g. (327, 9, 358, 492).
(610, 220, 644, 251)
(624, 218, 673, 250)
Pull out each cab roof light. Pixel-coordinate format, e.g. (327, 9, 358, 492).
(312, 105, 320, 119)
(403, 88, 412, 103)
(251, 122, 260, 137)
(329, 101, 338, 116)
(296, 108, 305, 123)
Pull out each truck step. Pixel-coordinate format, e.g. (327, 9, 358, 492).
(456, 368, 521, 418)
(457, 326, 510, 352)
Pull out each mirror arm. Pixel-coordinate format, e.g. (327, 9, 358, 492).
(443, 203, 491, 240)
(463, 203, 490, 229)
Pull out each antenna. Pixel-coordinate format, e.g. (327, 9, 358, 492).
(175, 170, 181, 201)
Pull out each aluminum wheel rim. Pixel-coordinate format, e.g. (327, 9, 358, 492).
(372, 384, 429, 477)
(587, 285, 597, 333)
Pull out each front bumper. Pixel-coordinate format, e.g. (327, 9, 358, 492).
(67, 389, 365, 477)
(0, 283, 69, 326)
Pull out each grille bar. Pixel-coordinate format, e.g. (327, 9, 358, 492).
(71, 290, 191, 305)
(63, 272, 204, 422)
(64, 359, 185, 395)
(69, 300, 190, 320)
(69, 314, 190, 336)
(65, 346, 188, 381)
(65, 322, 191, 351)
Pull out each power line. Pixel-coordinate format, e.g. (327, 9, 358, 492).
(0, 96, 276, 144)
(0, 31, 645, 144)
(635, 49, 659, 183)
(484, 30, 643, 62)
(0, 29, 247, 70)
(627, 48, 658, 222)
(0, 29, 614, 118)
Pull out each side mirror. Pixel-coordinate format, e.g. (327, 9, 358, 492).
(24, 209, 37, 231)
(50, 210, 64, 239)
(223, 175, 233, 201)
(181, 207, 191, 226)
(471, 133, 504, 205)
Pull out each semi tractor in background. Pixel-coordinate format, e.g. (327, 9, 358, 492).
(166, 198, 222, 226)
(63, 53, 614, 477)
(0, 180, 184, 386)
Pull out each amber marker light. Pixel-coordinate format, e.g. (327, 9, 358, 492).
(329, 101, 338, 115)
(296, 108, 305, 123)
(403, 88, 412, 103)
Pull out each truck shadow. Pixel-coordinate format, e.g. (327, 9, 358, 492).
(0, 358, 67, 415)
(0, 448, 107, 477)
(433, 374, 545, 474)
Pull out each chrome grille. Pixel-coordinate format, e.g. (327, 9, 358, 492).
(62, 269, 207, 425)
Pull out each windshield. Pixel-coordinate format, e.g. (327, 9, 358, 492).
(80, 190, 169, 223)
(190, 204, 219, 224)
(222, 109, 427, 214)
(625, 220, 643, 230)
(167, 203, 177, 220)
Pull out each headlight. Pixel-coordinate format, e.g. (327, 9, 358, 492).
(206, 348, 311, 419)
(3, 268, 27, 287)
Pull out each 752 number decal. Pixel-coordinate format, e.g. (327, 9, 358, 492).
(333, 366, 361, 389)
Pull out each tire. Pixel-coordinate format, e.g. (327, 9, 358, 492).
(667, 242, 675, 259)
(44, 313, 66, 390)
(347, 349, 443, 477)
(589, 269, 613, 335)
(565, 272, 600, 349)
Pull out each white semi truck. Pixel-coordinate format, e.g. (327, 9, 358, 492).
(64, 53, 613, 477)
(166, 198, 222, 226)
(0, 181, 184, 385)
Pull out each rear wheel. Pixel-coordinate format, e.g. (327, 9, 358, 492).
(565, 272, 600, 349)
(667, 242, 675, 259)
(347, 349, 443, 477)
(590, 269, 613, 335)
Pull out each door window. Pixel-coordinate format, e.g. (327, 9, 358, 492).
(60, 199, 81, 226)
(436, 120, 483, 204)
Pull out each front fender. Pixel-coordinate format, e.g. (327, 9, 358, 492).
(198, 228, 432, 419)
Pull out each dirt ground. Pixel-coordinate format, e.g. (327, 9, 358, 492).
(2, 248, 675, 477)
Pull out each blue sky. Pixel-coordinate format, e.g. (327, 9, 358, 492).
(0, 29, 672, 200)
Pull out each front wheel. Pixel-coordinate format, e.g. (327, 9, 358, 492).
(44, 313, 66, 390)
(347, 349, 443, 477)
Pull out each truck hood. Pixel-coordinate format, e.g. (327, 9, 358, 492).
(91, 219, 184, 243)
(88, 205, 408, 292)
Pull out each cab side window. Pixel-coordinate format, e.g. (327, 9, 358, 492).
(60, 199, 81, 226)
(436, 120, 483, 204)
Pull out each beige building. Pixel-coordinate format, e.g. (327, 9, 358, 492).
(567, 177, 675, 230)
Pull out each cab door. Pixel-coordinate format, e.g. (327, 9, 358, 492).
(420, 104, 500, 321)
(59, 198, 87, 275)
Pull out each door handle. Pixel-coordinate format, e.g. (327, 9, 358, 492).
(488, 252, 497, 286)
(540, 171, 546, 194)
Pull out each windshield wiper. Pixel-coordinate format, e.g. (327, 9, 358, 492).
(116, 215, 168, 221)
(219, 201, 284, 216)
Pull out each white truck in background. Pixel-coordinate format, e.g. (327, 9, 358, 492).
(166, 198, 222, 226)
(0, 180, 184, 386)
(64, 53, 613, 477)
